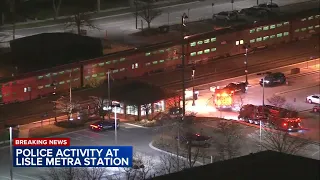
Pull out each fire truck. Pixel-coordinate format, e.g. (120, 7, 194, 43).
(212, 88, 235, 110)
(238, 104, 301, 131)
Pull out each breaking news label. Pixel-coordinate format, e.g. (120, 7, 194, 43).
(13, 138, 133, 167)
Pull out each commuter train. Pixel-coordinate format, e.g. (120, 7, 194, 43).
(0, 10, 319, 104)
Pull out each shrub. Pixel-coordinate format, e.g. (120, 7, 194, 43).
(54, 120, 85, 128)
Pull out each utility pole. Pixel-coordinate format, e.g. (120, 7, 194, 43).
(107, 70, 111, 120)
(192, 67, 195, 106)
(181, 13, 188, 117)
(9, 127, 13, 180)
(69, 70, 72, 120)
(211, 3, 214, 14)
(97, 0, 100, 12)
(11, 0, 16, 40)
(135, 0, 138, 29)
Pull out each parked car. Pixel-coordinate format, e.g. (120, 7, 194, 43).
(312, 105, 320, 113)
(213, 11, 239, 21)
(306, 94, 320, 104)
(177, 132, 211, 148)
(224, 82, 248, 93)
(256, 2, 279, 11)
(89, 119, 120, 131)
(239, 7, 270, 17)
(259, 72, 286, 87)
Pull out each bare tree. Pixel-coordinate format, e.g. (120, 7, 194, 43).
(55, 96, 80, 121)
(253, 127, 309, 155)
(65, 12, 99, 35)
(89, 96, 110, 120)
(211, 121, 244, 161)
(52, 0, 62, 20)
(141, 103, 152, 120)
(137, 1, 162, 29)
(87, 77, 105, 88)
(267, 95, 286, 108)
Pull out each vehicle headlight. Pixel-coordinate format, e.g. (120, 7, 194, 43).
(264, 80, 270, 83)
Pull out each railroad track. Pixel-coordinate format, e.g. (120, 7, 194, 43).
(162, 51, 319, 90)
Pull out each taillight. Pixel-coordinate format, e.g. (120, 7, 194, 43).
(90, 125, 98, 128)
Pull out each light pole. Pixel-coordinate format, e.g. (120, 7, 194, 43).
(69, 70, 72, 120)
(107, 102, 120, 144)
(9, 126, 13, 180)
(181, 12, 188, 117)
(243, 44, 250, 84)
(134, 0, 138, 29)
(211, 3, 215, 14)
(192, 67, 195, 106)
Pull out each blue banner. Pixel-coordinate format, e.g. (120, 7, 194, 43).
(13, 146, 133, 167)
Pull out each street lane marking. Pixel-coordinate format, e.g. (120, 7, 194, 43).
(14, 173, 38, 180)
(312, 150, 319, 157)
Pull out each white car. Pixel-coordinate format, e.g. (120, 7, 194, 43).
(306, 94, 320, 104)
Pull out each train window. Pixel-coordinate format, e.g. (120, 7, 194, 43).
(270, 35, 276, 39)
(145, 62, 151, 66)
(190, 52, 196, 56)
(153, 61, 158, 64)
(249, 29, 255, 33)
(66, 69, 72, 73)
(74, 78, 79, 81)
(112, 69, 119, 73)
(308, 16, 314, 20)
(0, 95, 2, 98)
(73, 68, 80, 71)
(294, 29, 300, 32)
(277, 33, 282, 38)
(45, 84, 51, 88)
(120, 68, 126, 71)
(197, 51, 203, 55)
(159, 60, 165, 63)
(256, 27, 262, 32)
(250, 39, 255, 43)
(197, 41, 203, 45)
(38, 76, 43, 80)
(301, 18, 306, 21)
(166, 48, 171, 51)
(92, 74, 97, 77)
(166, 58, 172, 61)
(113, 60, 118, 63)
(38, 86, 43, 89)
(204, 49, 210, 53)
(45, 73, 51, 77)
(308, 26, 313, 30)
(263, 36, 269, 41)
(99, 63, 104, 66)
(106, 61, 111, 64)
(99, 72, 105, 76)
(190, 42, 196, 47)
(283, 32, 289, 36)
(120, 58, 126, 62)
(236, 41, 239, 45)
(158, 50, 165, 53)
(92, 64, 97, 67)
(283, 22, 289, 25)
(173, 56, 179, 60)
(211, 37, 216, 42)
(270, 24, 276, 29)
(59, 81, 65, 84)
(240, 40, 244, 44)
(211, 48, 217, 52)
(276, 23, 282, 27)
(256, 37, 262, 42)
(315, 25, 320, 28)
(59, 71, 64, 74)
(66, 80, 70, 83)
(315, 15, 320, 19)
(145, 52, 151, 56)
(301, 28, 307, 31)
(263, 26, 269, 30)
(204, 39, 210, 43)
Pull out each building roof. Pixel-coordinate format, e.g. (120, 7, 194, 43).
(152, 151, 320, 180)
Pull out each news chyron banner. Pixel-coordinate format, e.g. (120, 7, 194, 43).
(13, 138, 133, 167)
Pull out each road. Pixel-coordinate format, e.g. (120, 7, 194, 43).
(185, 64, 320, 141)
(0, 123, 165, 180)
(1, 0, 317, 45)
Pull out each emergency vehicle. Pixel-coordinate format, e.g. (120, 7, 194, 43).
(238, 104, 301, 131)
(211, 87, 235, 110)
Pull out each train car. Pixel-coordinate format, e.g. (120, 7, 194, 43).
(0, 9, 319, 104)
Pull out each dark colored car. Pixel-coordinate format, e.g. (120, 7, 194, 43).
(177, 132, 211, 148)
(89, 120, 120, 131)
(259, 72, 286, 87)
(313, 105, 320, 113)
(257, 3, 279, 10)
(224, 82, 248, 93)
(239, 7, 270, 17)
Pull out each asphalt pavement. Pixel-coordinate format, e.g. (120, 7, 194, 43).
(1, 0, 317, 45)
(0, 123, 163, 180)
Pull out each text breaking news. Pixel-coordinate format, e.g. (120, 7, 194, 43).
(13, 138, 133, 167)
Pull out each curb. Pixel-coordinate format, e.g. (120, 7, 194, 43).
(148, 141, 203, 165)
(124, 123, 148, 129)
(275, 84, 319, 95)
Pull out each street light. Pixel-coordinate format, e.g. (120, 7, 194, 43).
(107, 68, 115, 120)
(181, 12, 188, 117)
(192, 66, 195, 106)
(243, 44, 250, 85)
(106, 102, 120, 144)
